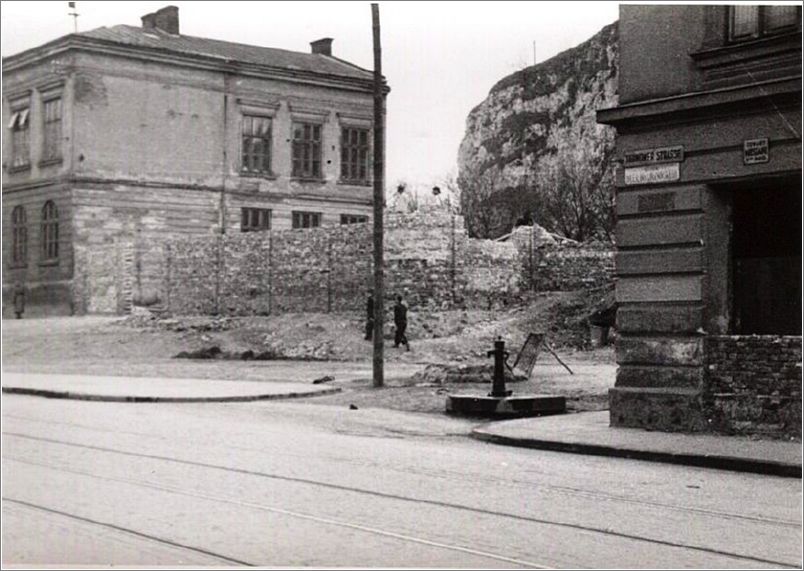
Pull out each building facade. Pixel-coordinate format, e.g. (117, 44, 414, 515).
(598, 5, 801, 435)
(2, 5, 385, 316)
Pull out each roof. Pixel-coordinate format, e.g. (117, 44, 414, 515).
(56, 24, 373, 81)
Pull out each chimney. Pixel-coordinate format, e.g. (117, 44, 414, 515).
(310, 38, 333, 56)
(142, 5, 179, 34)
(154, 5, 179, 34)
(141, 12, 156, 29)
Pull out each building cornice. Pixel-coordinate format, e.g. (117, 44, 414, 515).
(597, 76, 801, 128)
(3, 34, 390, 96)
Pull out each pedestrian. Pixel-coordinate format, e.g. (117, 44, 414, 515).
(13, 282, 26, 319)
(393, 294, 410, 351)
(364, 290, 374, 341)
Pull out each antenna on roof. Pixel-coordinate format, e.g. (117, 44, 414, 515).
(68, 2, 79, 33)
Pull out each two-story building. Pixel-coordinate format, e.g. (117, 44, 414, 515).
(2, 5, 386, 316)
(598, 5, 801, 435)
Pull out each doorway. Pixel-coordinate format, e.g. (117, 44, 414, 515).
(731, 176, 802, 335)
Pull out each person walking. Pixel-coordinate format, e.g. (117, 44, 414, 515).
(364, 291, 374, 341)
(13, 282, 26, 319)
(393, 294, 410, 351)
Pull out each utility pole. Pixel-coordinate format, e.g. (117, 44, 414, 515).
(371, 3, 384, 388)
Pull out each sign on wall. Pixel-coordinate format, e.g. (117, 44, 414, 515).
(623, 146, 684, 167)
(744, 138, 769, 165)
(624, 163, 680, 186)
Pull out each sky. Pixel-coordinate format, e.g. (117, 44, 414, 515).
(1, 1, 619, 190)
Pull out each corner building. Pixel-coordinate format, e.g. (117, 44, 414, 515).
(2, 5, 386, 316)
(598, 5, 801, 435)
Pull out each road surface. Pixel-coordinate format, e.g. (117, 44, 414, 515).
(2, 394, 801, 568)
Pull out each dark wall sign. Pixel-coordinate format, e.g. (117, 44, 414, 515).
(623, 145, 684, 167)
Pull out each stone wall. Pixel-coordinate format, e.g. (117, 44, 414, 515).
(512, 225, 614, 292)
(530, 242, 614, 291)
(704, 335, 802, 438)
(162, 209, 534, 315)
(460, 237, 521, 309)
(73, 240, 135, 314)
(91, 210, 614, 317)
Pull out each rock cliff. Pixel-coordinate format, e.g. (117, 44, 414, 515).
(457, 22, 619, 238)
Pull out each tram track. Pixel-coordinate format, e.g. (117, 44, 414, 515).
(3, 413, 800, 529)
(3, 497, 254, 566)
(4, 458, 551, 569)
(3, 430, 800, 568)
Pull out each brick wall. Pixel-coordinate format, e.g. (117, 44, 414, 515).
(705, 335, 802, 438)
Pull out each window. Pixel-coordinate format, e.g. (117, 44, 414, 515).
(241, 207, 272, 232)
(341, 127, 370, 183)
(292, 122, 322, 179)
(292, 211, 321, 229)
(11, 206, 27, 266)
(729, 5, 801, 41)
(42, 98, 62, 162)
(341, 214, 368, 225)
(241, 115, 272, 174)
(41, 200, 59, 261)
(8, 107, 30, 169)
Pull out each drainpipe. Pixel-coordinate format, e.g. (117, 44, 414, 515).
(220, 71, 230, 235)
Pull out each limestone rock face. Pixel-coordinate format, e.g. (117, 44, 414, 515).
(457, 22, 618, 237)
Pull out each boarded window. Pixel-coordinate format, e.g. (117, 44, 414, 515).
(292, 211, 321, 229)
(41, 200, 59, 261)
(340, 127, 370, 183)
(340, 214, 368, 225)
(9, 107, 30, 168)
(292, 122, 322, 179)
(42, 98, 62, 161)
(11, 206, 27, 266)
(241, 207, 272, 232)
(242, 115, 272, 174)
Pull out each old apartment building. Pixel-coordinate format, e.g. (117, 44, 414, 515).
(2, 5, 385, 316)
(598, 5, 801, 434)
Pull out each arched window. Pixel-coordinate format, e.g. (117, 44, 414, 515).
(11, 206, 27, 266)
(41, 201, 59, 261)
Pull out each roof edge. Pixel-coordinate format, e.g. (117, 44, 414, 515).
(3, 33, 387, 93)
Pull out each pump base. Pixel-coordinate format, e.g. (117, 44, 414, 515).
(446, 394, 566, 418)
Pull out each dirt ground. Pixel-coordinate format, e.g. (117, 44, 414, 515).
(2, 292, 615, 415)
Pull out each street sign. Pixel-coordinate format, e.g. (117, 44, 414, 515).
(624, 163, 680, 186)
(623, 145, 684, 167)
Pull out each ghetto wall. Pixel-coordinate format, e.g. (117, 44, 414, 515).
(71, 209, 615, 316)
(161, 209, 530, 315)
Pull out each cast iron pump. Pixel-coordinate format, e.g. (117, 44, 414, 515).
(487, 337, 512, 398)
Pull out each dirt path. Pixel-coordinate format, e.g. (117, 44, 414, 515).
(3, 300, 615, 415)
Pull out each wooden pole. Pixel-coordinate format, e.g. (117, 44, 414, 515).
(371, 3, 384, 388)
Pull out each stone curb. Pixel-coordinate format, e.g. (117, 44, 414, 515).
(470, 426, 802, 479)
(1, 386, 341, 404)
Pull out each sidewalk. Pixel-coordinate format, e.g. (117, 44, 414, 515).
(472, 411, 802, 478)
(5, 372, 800, 478)
(1, 372, 340, 403)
